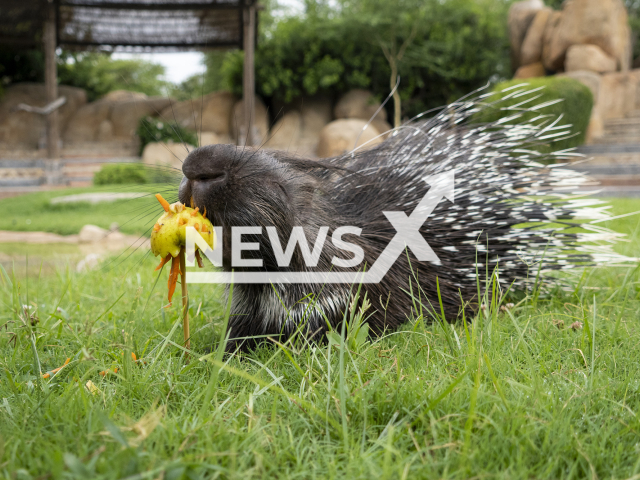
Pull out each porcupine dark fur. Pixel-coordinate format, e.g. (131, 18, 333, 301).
(178, 86, 625, 352)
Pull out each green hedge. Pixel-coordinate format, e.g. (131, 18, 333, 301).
(474, 76, 594, 154)
(93, 163, 177, 186)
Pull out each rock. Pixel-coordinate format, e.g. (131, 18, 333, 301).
(0, 83, 87, 148)
(298, 96, 333, 150)
(586, 113, 604, 143)
(508, 0, 545, 71)
(334, 89, 387, 123)
(520, 8, 552, 66)
(565, 44, 617, 73)
(559, 70, 602, 102)
(63, 94, 173, 143)
(371, 119, 393, 136)
(264, 95, 335, 154)
(596, 70, 640, 122)
(79, 224, 109, 243)
(264, 111, 302, 150)
(514, 62, 546, 79)
(63, 101, 112, 143)
(271, 95, 334, 153)
(101, 90, 148, 102)
(97, 120, 114, 141)
(559, 70, 604, 142)
(541, 11, 563, 71)
(158, 91, 236, 136)
(141, 141, 194, 170)
(110, 98, 174, 138)
(230, 97, 270, 145)
(76, 253, 103, 273)
(316, 119, 382, 158)
(199, 131, 232, 146)
(543, 0, 631, 72)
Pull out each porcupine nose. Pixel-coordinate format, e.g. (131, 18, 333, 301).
(193, 169, 228, 189)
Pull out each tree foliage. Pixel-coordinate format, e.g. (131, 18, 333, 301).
(222, 0, 512, 119)
(57, 53, 170, 101)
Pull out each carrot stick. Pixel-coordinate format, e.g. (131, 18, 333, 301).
(155, 193, 171, 212)
(155, 253, 172, 271)
(167, 255, 181, 305)
(179, 247, 190, 359)
(42, 357, 71, 378)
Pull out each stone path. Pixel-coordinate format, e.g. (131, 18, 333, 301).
(50, 192, 147, 204)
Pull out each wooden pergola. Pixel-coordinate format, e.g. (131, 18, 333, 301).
(0, 0, 258, 159)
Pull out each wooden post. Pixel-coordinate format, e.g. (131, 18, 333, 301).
(44, 0, 60, 161)
(242, 1, 256, 147)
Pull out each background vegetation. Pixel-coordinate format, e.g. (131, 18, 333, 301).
(476, 77, 594, 153)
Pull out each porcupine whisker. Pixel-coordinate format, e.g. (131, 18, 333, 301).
(102, 198, 180, 270)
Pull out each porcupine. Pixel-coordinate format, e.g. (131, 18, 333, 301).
(177, 87, 625, 352)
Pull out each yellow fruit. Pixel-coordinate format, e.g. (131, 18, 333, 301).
(150, 196, 215, 259)
(151, 194, 215, 306)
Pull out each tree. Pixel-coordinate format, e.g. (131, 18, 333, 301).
(57, 52, 170, 101)
(338, 0, 427, 127)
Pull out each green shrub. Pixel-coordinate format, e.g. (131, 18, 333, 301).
(93, 163, 178, 186)
(474, 77, 594, 154)
(136, 116, 198, 156)
(93, 163, 148, 185)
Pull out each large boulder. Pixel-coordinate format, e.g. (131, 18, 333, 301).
(265, 96, 334, 153)
(565, 44, 617, 73)
(230, 97, 270, 145)
(79, 224, 109, 243)
(63, 92, 173, 143)
(268, 95, 333, 153)
(141, 141, 194, 170)
(559, 70, 602, 103)
(62, 101, 112, 144)
(558, 70, 603, 141)
(514, 62, 546, 79)
(0, 83, 87, 148)
(110, 98, 174, 138)
(597, 70, 640, 121)
(541, 11, 563, 71)
(264, 111, 303, 151)
(199, 131, 233, 147)
(158, 91, 236, 136)
(508, 0, 545, 71)
(542, 0, 631, 72)
(335, 89, 383, 119)
(520, 8, 552, 66)
(316, 119, 382, 158)
(101, 90, 148, 102)
(299, 96, 334, 149)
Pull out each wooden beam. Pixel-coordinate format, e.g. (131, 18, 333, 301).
(242, 1, 256, 147)
(44, 0, 60, 160)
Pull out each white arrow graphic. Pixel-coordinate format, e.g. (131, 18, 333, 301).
(187, 170, 455, 284)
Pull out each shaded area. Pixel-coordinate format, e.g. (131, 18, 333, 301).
(1, 0, 254, 51)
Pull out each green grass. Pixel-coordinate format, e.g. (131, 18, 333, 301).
(0, 198, 639, 479)
(0, 185, 179, 237)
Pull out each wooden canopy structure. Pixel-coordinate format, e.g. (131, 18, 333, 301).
(0, 0, 258, 158)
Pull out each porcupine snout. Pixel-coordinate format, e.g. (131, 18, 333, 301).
(179, 143, 238, 209)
